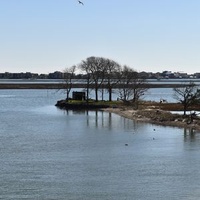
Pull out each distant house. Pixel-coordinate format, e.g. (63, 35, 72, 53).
(195, 73, 200, 78)
(177, 72, 189, 79)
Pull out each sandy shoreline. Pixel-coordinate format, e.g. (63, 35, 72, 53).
(103, 107, 200, 131)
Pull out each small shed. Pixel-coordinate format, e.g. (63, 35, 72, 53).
(72, 91, 86, 101)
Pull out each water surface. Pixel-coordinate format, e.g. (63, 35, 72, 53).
(0, 89, 200, 199)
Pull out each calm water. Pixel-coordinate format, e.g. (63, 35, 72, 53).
(1, 89, 200, 200)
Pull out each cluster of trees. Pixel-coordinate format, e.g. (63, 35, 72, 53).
(63, 56, 200, 116)
(64, 56, 148, 105)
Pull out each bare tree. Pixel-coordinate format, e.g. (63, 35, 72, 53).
(104, 59, 121, 101)
(90, 57, 107, 101)
(118, 66, 148, 107)
(118, 66, 136, 102)
(79, 56, 107, 102)
(131, 71, 148, 106)
(173, 81, 200, 115)
(63, 65, 76, 102)
(79, 60, 93, 103)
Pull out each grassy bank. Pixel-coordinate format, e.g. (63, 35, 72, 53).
(55, 99, 122, 110)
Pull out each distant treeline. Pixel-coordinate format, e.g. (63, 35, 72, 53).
(1, 70, 200, 80)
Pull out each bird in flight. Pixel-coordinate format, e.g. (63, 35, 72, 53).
(78, 0, 84, 5)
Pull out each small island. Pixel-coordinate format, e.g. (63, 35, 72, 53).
(55, 97, 200, 131)
(55, 66, 200, 130)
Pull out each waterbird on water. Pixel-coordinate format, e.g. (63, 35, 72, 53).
(78, 0, 84, 5)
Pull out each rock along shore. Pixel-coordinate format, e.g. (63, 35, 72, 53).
(102, 107, 200, 131)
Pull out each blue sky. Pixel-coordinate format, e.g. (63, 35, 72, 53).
(0, 0, 200, 74)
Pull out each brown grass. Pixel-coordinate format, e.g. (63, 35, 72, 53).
(138, 101, 200, 111)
